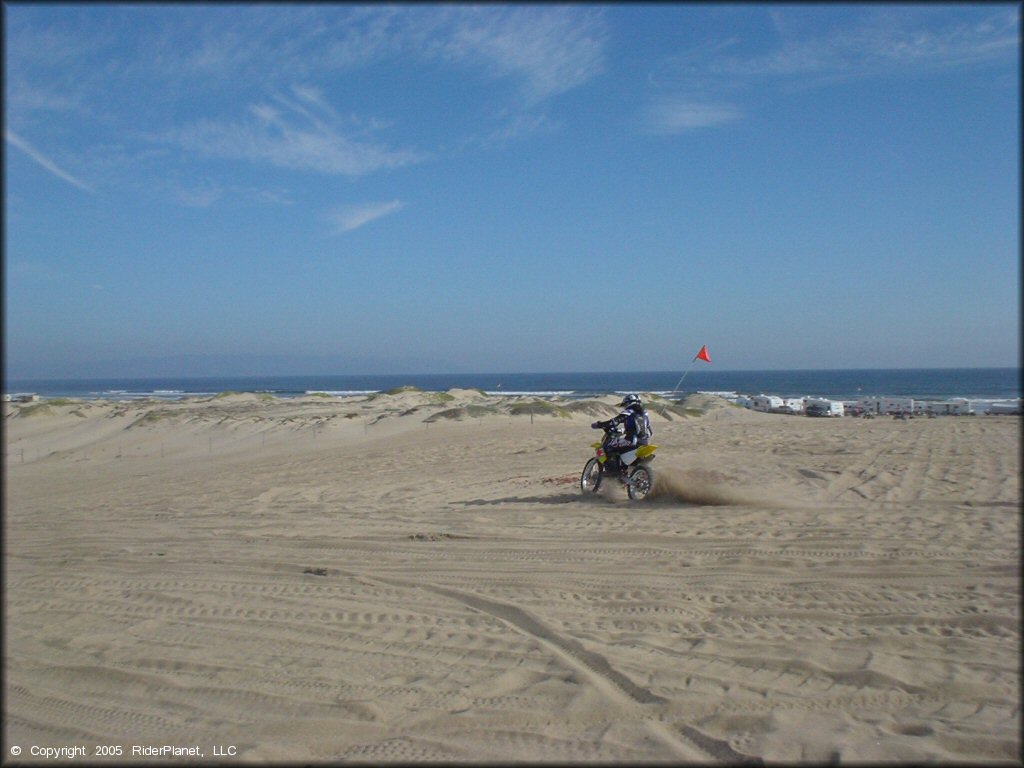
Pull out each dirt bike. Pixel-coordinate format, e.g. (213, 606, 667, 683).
(580, 424, 657, 500)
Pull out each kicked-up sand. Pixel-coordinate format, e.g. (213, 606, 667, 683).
(3, 390, 1020, 763)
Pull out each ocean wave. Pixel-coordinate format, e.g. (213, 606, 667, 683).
(9, 369, 1019, 403)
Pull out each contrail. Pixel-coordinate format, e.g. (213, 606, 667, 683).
(6, 130, 94, 193)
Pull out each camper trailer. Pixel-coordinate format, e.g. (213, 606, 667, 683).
(751, 395, 783, 412)
(858, 396, 913, 416)
(987, 399, 1021, 415)
(927, 399, 973, 416)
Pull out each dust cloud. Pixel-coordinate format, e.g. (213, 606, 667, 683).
(647, 467, 784, 507)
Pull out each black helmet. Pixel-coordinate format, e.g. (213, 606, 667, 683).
(620, 393, 641, 409)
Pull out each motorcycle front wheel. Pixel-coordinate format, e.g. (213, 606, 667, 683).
(580, 457, 603, 494)
(627, 464, 656, 501)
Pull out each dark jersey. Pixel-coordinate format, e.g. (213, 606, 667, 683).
(605, 406, 652, 442)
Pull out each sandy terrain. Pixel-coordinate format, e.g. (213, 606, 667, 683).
(4, 390, 1020, 763)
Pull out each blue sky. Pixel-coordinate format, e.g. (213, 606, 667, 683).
(4, 3, 1020, 378)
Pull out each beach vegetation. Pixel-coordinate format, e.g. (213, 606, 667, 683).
(211, 390, 274, 402)
(44, 398, 79, 406)
(510, 400, 570, 418)
(384, 385, 422, 396)
(430, 392, 456, 403)
(140, 410, 163, 424)
(425, 404, 496, 422)
(642, 402, 705, 420)
(367, 385, 422, 401)
(564, 400, 612, 417)
(132, 409, 175, 426)
(17, 403, 52, 417)
(425, 407, 464, 421)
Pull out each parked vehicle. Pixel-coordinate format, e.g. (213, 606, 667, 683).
(805, 399, 844, 417)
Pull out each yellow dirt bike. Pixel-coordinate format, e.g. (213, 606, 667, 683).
(580, 424, 657, 500)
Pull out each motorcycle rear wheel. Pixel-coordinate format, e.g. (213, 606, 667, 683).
(627, 464, 656, 501)
(580, 457, 603, 494)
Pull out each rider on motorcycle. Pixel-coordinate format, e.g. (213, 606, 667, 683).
(591, 394, 652, 475)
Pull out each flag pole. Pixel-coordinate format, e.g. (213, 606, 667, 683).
(673, 345, 710, 398)
(671, 362, 695, 397)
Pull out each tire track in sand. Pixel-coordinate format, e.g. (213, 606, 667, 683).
(346, 570, 762, 765)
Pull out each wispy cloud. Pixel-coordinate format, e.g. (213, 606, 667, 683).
(441, 6, 607, 103)
(643, 7, 1019, 134)
(325, 200, 405, 234)
(641, 100, 743, 135)
(6, 6, 609, 201)
(457, 111, 563, 152)
(5, 130, 94, 192)
(168, 6, 608, 104)
(159, 97, 424, 178)
(758, 7, 1020, 79)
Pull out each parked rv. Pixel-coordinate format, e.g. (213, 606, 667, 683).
(751, 395, 783, 412)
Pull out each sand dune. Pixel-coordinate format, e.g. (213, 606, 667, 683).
(4, 392, 1019, 763)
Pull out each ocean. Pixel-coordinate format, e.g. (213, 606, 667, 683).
(4, 368, 1020, 405)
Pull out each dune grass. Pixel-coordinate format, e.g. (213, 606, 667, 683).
(212, 391, 275, 401)
(16, 403, 52, 417)
(509, 400, 571, 418)
(425, 404, 499, 422)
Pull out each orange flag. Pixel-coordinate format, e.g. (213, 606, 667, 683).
(694, 344, 711, 363)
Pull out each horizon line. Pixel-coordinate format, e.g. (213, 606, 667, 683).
(6, 364, 1020, 383)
